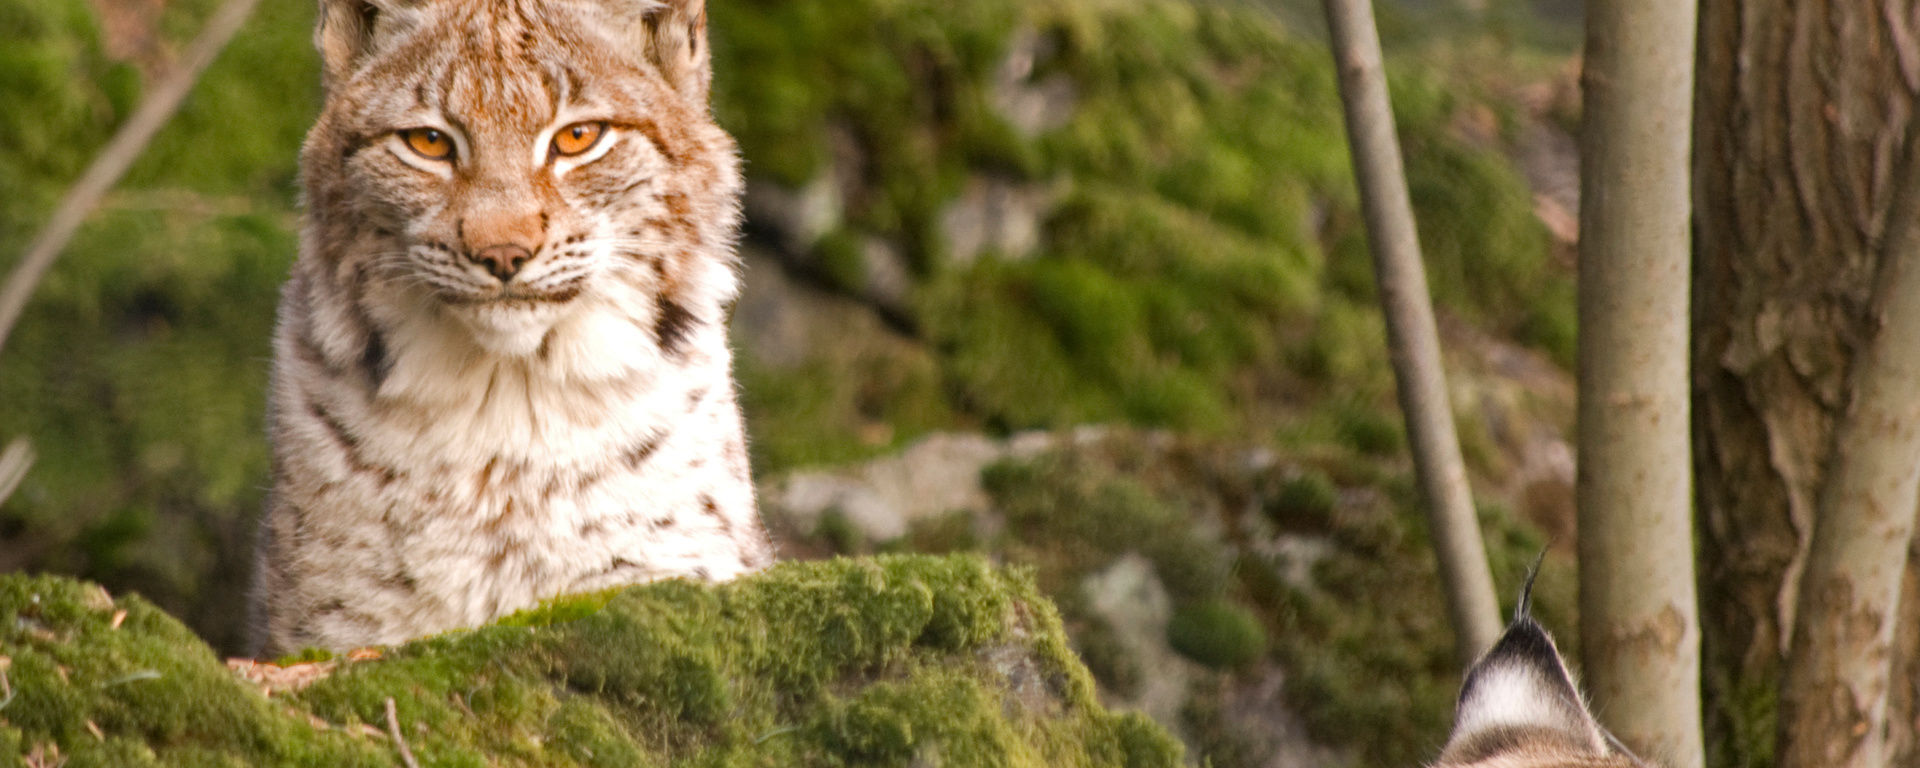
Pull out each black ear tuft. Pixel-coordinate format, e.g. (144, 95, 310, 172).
(1513, 547, 1549, 624)
(1437, 556, 1639, 765)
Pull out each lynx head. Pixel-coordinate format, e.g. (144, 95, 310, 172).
(1433, 576, 1647, 768)
(300, 0, 740, 362)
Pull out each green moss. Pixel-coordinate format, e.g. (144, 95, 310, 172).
(734, 320, 955, 474)
(1335, 404, 1406, 458)
(719, 0, 1570, 443)
(493, 586, 625, 629)
(981, 452, 1227, 606)
(811, 508, 869, 555)
(0, 0, 304, 655)
(1244, 476, 1573, 766)
(902, 509, 981, 555)
(2, 0, 1573, 652)
(0, 0, 132, 226)
(545, 698, 657, 768)
(2, 0, 1578, 760)
(0, 574, 386, 765)
(1288, 299, 1390, 392)
(1069, 616, 1143, 700)
(811, 229, 870, 295)
(1268, 469, 1339, 525)
(123, 0, 317, 195)
(712, 0, 1020, 249)
(962, 436, 1577, 766)
(1166, 599, 1267, 670)
(1180, 688, 1268, 768)
(1390, 76, 1571, 367)
(0, 556, 1181, 766)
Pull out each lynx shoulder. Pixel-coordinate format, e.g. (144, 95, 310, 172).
(1432, 580, 1648, 768)
(251, 0, 772, 654)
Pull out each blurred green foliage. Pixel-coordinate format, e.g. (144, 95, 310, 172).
(0, 0, 316, 654)
(719, 0, 1568, 467)
(0, 0, 1574, 759)
(1167, 598, 1268, 670)
(964, 434, 1575, 768)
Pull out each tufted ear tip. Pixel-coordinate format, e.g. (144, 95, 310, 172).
(594, 0, 712, 104)
(1435, 571, 1644, 767)
(313, 0, 425, 88)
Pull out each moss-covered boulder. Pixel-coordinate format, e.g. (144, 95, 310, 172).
(771, 427, 1580, 767)
(0, 555, 1179, 766)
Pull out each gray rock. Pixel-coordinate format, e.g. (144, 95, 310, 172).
(744, 174, 842, 253)
(762, 432, 1055, 541)
(940, 175, 1055, 265)
(1082, 554, 1192, 732)
(992, 26, 1078, 136)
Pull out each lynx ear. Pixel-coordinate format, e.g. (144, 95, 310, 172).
(314, 0, 424, 87)
(602, 0, 713, 105)
(1441, 616, 1614, 760)
(1437, 569, 1639, 765)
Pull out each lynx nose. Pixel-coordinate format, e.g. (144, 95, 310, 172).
(470, 245, 533, 283)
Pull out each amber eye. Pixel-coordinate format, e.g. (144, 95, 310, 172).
(400, 127, 454, 161)
(551, 121, 606, 157)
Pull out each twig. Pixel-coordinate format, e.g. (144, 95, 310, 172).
(1319, 0, 1501, 665)
(0, 438, 33, 509)
(98, 669, 161, 687)
(0, 0, 263, 357)
(753, 725, 799, 744)
(384, 697, 420, 768)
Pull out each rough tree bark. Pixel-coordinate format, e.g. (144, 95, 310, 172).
(1776, 145, 1920, 767)
(1575, 1, 1702, 765)
(1321, 0, 1502, 667)
(1693, 1, 1920, 765)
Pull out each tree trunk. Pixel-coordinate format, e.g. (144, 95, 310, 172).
(1693, 1, 1920, 765)
(1575, 1, 1702, 765)
(1321, 0, 1502, 668)
(1776, 146, 1920, 766)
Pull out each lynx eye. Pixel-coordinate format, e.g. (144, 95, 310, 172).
(399, 127, 454, 161)
(551, 121, 606, 158)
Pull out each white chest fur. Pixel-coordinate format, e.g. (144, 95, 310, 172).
(256, 272, 769, 652)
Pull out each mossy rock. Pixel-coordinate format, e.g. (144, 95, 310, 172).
(0, 555, 1181, 766)
(1165, 600, 1266, 671)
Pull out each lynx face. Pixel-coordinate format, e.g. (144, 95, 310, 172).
(1432, 593, 1647, 768)
(254, 0, 769, 655)
(303, 0, 739, 359)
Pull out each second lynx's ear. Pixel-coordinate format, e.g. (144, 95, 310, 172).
(1432, 569, 1646, 767)
(314, 0, 423, 88)
(638, 0, 713, 105)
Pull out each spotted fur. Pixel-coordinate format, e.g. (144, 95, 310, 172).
(252, 0, 772, 654)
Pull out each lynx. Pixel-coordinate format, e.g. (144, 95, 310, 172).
(251, 0, 773, 654)
(1432, 578, 1649, 768)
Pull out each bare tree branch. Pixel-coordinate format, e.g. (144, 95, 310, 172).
(1319, 0, 1502, 667)
(0, 0, 263, 357)
(384, 697, 421, 768)
(0, 438, 34, 508)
